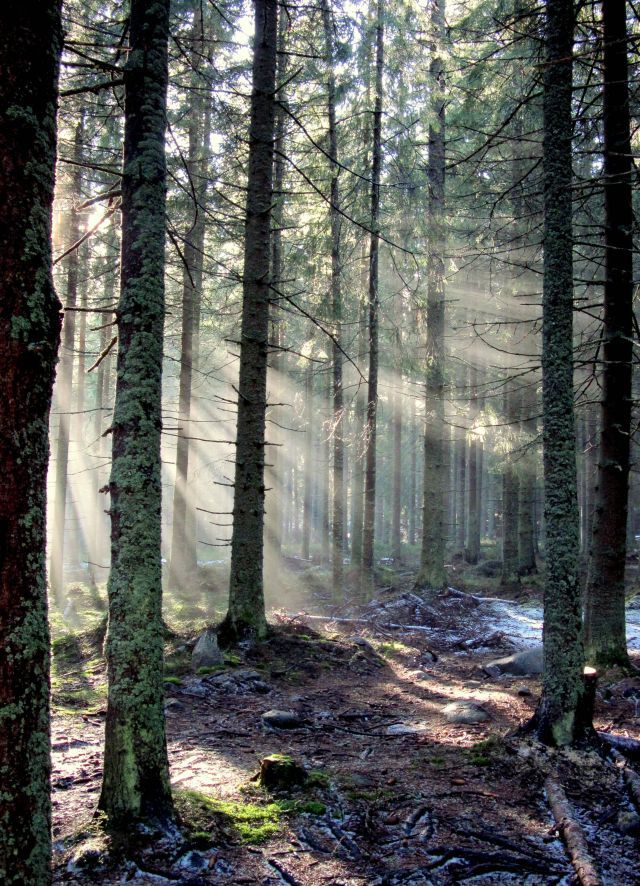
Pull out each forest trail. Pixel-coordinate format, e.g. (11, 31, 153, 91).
(52, 578, 640, 884)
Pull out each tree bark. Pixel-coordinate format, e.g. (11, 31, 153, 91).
(169, 13, 210, 592)
(417, 0, 447, 589)
(0, 3, 63, 881)
(50, 116, 83, 607)
(223, 0, 278, 641)
(583, 0, 634, 667)
(322, 0, 345, 590)
(466, 364, 482, 564)
(531, 0, 584, 746)
(98, 0, 173, 823)
(501, 381, 521, 589)
(361, 0, 384, 592)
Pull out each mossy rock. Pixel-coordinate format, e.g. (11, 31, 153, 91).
(258, 754, 308, 791)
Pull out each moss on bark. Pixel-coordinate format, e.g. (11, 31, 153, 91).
(98, 0, 173, 826)
(0, 3, 63, 882)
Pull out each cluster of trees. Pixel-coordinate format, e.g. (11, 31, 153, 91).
(0, 0, 637, 881)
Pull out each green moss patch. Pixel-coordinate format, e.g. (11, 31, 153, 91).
(175, 790, 283, 845)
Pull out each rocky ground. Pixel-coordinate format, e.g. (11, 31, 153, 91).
(51, 573, 640, 885)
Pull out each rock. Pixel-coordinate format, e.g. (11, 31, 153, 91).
(484, 646, 544, 676)
(516, 685, 532, 697)
(259, 754, 308, 790)
(66, 842, 105, 874)
(442, 700, 490, 724)
(191, 629, 224, 671)
(164, 698, 184, 711)
(177, 850, 208, 872)
(386, 722, 427, 734)
(261, 709, 305, 729)
(617, 809, 640, 836)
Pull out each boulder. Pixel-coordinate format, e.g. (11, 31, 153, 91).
(262, 709, 306, 729)
(442, 701, 490, 724)
(191, 629, 224, 671)
(484, 645, 543, 677)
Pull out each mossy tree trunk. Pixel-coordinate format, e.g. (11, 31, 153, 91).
(583, 0, 634, 668)
(223, 0, 278, 642)
(0, 3, 63, 882)
(532, 0, 585, 746)
(417, 0, 447, 590)
(98, 0, 173, 824)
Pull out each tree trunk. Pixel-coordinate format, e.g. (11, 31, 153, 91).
(361, 0, 384, 592)
(466, 364, 481, 564)
(501, 381, 521, 589)
(583, 0, 634, 668)
(350, 246, 368, 568)
(518, 376, 538, 575)
(169, 16, 210, 592)
(530, 0, 584, 746)
(223, 0, 278, 641)
(265, 7, 289, 572)
(322, 0, 345, 590)
(417, 0, 447, 589)
(98, 0, 173, 823)
(392, 366, 403, 561)
(0, 4, 62, 882)
(302, 365, 313, 561)
(50, 117, 83, 607)
(408, 391, 417, 547)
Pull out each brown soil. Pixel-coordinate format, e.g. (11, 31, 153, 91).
(52, 578, 640, 885)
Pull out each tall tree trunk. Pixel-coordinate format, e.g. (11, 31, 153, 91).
(518, 376, 538, 575)
(466, 364, 481, 564)
(501, 381, 521, 589)
(0, 6, 62, 882)
(408, 391, 417, 547)
(302, 365, 313, 561)
(350, 248, 368, 567)
(583, 0, 634, 667)
(530, 0, 584, 746)
(50, 117, 83, 607)
(265, 7, 289, 572)
(361, 0, 384, 592)
(322, 0, 345, 590)
(169, 15, 210, 592)
(223, 0, 278, 641)
(99, 0, 173, 822)
(392, 358, 403, 561)
(417, 0, 447, 589)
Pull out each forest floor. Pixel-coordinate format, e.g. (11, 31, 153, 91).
(51, 563, 640, 885)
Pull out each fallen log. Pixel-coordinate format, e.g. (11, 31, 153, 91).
(544, 775, 602, 886)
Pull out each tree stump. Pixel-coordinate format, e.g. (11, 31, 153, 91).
(258, 755, 308, 791)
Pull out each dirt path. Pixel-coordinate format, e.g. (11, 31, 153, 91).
(52, 586, 640, 884)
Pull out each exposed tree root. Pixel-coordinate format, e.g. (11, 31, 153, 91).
(597, 731, 640, 761)
(608, 747, 640, 813)
(544, 775, 602, 886)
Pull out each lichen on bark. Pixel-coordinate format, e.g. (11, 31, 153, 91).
(0, 3, 63, 882)
(98, 0, 173, 825)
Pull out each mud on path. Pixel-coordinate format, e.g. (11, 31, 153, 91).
(52, 582, 640, 884)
